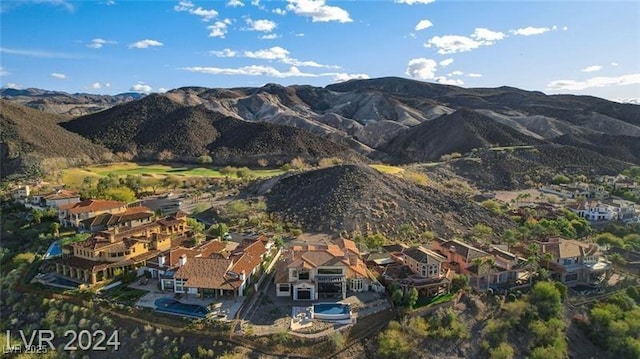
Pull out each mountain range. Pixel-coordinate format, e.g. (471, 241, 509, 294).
(1, 77, 638, 183)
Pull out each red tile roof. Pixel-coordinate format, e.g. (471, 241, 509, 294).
(59, 200, 126, 214)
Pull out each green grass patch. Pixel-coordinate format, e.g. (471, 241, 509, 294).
(488, 145, 535, 151)
(61, 162, 285, 186)
(103, 286, 148, 305)
(414, 292, 455, 309)
(370, 164, 405, 174)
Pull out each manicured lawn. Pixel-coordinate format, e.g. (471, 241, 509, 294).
(414, 292, 456, 309)
(61, 162, 285, 186)
(370, 164, 405, 174)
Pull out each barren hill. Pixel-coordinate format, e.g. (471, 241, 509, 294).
(0, 100, 112, 179)
(61, 95, 365, 166)
(383, 108, 544, 162)
(259, 164, 514, 238)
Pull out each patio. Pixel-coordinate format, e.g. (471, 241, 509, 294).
(131, 278, 244, 321)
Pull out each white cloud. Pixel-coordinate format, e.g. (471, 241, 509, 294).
(510, 26, 551, 36)
(0, 66, 9, 76)
(51, 72, 67, 79)
(129, 39, 163, 49)
(468, 73, 483, 77)
(105, 0, 116, 5)
(405, 58, 438, 80)
(245, 18, 277, 32)
(174, 0, 218, 21)
(426, 35, 482, 54)
(286, 0, 352, 23)
(251, 0, 265, 9)
(210, 48, 237, 57)
(435, 77, 463, 85)
(547, 74, 640, 91)
(439, 58, 453, 67)
(241, 46, 337, 68)
(273, 8, 286, 15)
(245, 46, 289, 60)
(333, 73, 370, 82)
(208, 19, 231, 38)
(581, 65, 602, 73)
(4, 82, 20, 89)
(395, 0, 435, 4)
(448, 70, 464, 76)
(91, 82, 103, 89)
(562, 26, 568, 31)
(471, 27, 505, 44)
(259, 33, 280, 40)
(0, 47, 75, 58)
(295, 33, 305, 37)
(87, 38, 117, 49)
(131, 82, 153, 93)
(552, 25, 558, 30)
(226, 0, 244, 7)
(181, 65, 323, 78)
(157, 87, 168, 93)
(415, 19, 433, 31)
(611, 62, 619, 67)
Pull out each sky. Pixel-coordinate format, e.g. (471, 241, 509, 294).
(0, 0, 639, 101)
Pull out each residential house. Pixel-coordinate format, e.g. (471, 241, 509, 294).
(53, 214, 188, 285)
(380, 245, 452, 297)
(58, 200, 127, 228)
(33, 189, 80, 208)
(567, 201, 617, 221)
(172, 238, 267, 298)
(79, 206, 155, 232)
(12, 186, 31, 201)
(536, 237, 610, 285)
(274, 239, 374, 300)
(432, 239, 529, 289)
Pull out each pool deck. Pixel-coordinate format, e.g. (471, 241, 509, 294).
(133, 280, 243, 321)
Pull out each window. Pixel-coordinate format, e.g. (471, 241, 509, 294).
(565, 273, 578, 282)
(298, 271, 310, 280)
(175, 280, 184, 292)
(421, 265, 428, 277)
(318, 268, 343, 275)
(429, 264, 439, 277)
(351, 278, 363, 291)
(279, 284, 290, 292)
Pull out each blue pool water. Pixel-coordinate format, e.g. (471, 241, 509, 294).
(314, 303, 350, 315)
(44, 241, 62, 258)
(154, 298, 208, 318)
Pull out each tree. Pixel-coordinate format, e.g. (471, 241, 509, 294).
(32, 210, 43, 224)
(220, 166, 237, 177)
(481, 200, 503, 215)
(529, 281, 562, 320)
(103, 187, 136, 203)
(472, 223, 493, 244)
(365, 233, 387, 250)
(97, 173, 120, 195)
(398, 223, 416, 241)
(273, 236, 284, 249)
(391, 289, 404, 306)
(502, 229, 517, 246)
(123, 175, 143, 197)
(208, 223, 229, 238)
(377, 323, 411, 359)
(489, 342, 515, 359)
(451, 275, 469, 293)
(404, 287, 419, 309)
(198, 155, 213, 164)
(187, 218, 205, 234)
(50, 222, 60, 237)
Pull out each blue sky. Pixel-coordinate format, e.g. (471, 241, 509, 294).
(1, 0, 638, 101)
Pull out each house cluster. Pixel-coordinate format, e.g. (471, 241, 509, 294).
(531, 237, 610, 284)
(48, 194, 273, 298)
(540, 183, 608, 200)
(566, 199, 638, 223)
(274, 239, 380, 301)
(12, 185, 81, 209)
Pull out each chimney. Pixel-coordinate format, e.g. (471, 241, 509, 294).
(158, 255, 166, 267)
(178, 254, 187, 267)
(240, 271, 246, 281)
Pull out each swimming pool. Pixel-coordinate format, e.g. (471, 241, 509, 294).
(44, 241, 62, 258)
(312, 303, 351, 320)
(154, 298, 208, 318)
